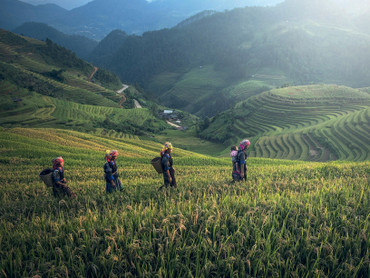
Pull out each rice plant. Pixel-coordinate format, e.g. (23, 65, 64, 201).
(0, 128, 368, 277)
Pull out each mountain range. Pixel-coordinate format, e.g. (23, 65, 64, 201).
(14, 22, 98, 59)
(19, 0, 90, 10)
(85, 0, 370, 116)
(1, 0, 370, 162)
(1, 0, 283, 39)
(1, 28, 369, 162)
(8, 0, 370, 117)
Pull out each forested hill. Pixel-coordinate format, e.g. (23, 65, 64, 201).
(88, 0, 370, 117)
(13, 22, 98, 60)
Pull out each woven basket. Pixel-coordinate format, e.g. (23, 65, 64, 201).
(39, 168, 54, 187)
(151, 157, 163, 174)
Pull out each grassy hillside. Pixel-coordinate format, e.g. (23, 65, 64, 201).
(0, 29, 121, 101)
(0, 127, 368, 277)
(90, 1, 370, 116)
(0, 29, 169, 136)
(199, 85, 370, 161)
(0, 84, 166, 134)
(157, 66, 230, 115)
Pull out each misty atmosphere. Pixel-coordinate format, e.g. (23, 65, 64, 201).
(0, 0, 369, 277)
(17, 0, 92, 10)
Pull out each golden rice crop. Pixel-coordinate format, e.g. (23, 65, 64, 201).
(0, 128, 369, 277)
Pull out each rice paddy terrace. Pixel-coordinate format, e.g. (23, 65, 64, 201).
(201, 85, 370, 162)
(0, 81, 159, 127)
(0, 127, 369, 277)
(0, 29, 369, 276)
(0, 29, 167, 136)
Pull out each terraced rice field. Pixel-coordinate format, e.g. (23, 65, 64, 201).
(0, 82, 163, 132)
(0, 128, 368, 277)
(225, 85, 370, 161)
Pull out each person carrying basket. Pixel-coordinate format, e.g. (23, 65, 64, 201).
(159, 142, 177, 189)
(104, 150, 123, 193)
(51, 156, 76, 198)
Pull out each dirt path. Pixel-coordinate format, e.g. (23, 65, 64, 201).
(88, 67, 98, 81)
(134, 99, 142, 108)
(117, 84, 129, 108)
(116, 85, 143, 109)
(117, 84, 129, 94)
(166, 120, 182, 129)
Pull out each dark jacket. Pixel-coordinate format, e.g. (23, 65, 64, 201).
(104, 160, 118, 182)
(237, 149, 247, 180)
(161, 153, 173, 172)
(51, 167, 74, 197)
(161, 153, 176, 187)
(52, 167, 64, 184)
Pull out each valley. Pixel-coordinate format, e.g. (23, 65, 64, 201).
(0, 1, 369, 276)
(0, 28, 369, 161)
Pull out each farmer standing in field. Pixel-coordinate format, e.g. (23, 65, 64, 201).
(159, 142, 177, 189)
(51, 156, 76, 198)
(230, 145, 241, 182)
(237, 139, 250, 181)
(104, 150, 123, 193)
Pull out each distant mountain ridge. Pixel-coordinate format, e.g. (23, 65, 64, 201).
(1, 0, 283, 39)
(13, 22, 98, 59)
(0, 0, 67, 30)
(19, 0, 86, 10)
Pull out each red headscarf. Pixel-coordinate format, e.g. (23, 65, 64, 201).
(105, 150, 118, 162)
(239, 139, 250, 150)
(52, 156, 64, 170)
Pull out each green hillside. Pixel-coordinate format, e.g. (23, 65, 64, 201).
(90, 1, 370, 116)
(199, 85, 370, 161)
(0, 86, 165, 133)
(0, 127, 368, 277)
(0, 2, 368, 276)
(0, 29, 169, 136)
(0, 29, 121, 104)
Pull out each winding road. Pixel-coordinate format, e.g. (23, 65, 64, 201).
(166, 120, 182, 129)
(117, 84, 129, 108)
(117, 84, 129, 94)
(134, 99, 142, 108)
(88, 67, 98, 81)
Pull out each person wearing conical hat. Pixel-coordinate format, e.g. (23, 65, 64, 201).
(51, 156, 76, 198)
(104, 150, 123, 193)
(237, 139, 250, 181)
(160, 142, 177, 189)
